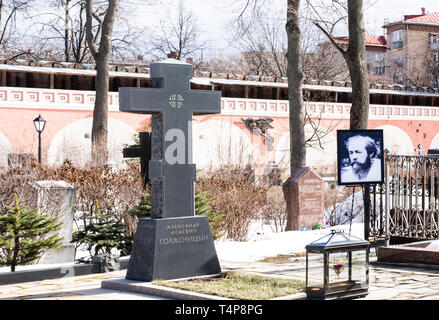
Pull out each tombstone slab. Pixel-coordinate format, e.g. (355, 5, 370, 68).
(282, 167, 324, 231)
(30, 180, 76, 264)
(119, 59, 221, 281)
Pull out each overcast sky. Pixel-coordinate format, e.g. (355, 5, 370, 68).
(134, 0, 439, 56)
(144, 0, 439, 58)
(364, 0, 438, 35)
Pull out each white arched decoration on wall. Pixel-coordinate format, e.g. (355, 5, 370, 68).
(47, 118, 137, 167)
(374, 125, 414, 155)
(192, 119, 254, 170)
(0, 130, 13, 169)
(275, 132, 291, 171)
(429, 133, 439, 152)
(275, 124, 337, 174)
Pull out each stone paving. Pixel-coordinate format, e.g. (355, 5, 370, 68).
(223, 257, 439, 300)
(2, 257, 439, 300)
(0, 270, 168, 300)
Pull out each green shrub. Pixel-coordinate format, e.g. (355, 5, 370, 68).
(127, 193, 151, 218)
(0, 194, 64, 272)
(72, 201, 132, 257)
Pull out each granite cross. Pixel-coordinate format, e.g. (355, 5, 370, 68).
(119, 59, 221, 218)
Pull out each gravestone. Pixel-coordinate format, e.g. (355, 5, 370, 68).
(30, 180, 76, 264)
(122, 131, 151, 189)
(282, 167, 324, 231)
(119, 59, 221, 281)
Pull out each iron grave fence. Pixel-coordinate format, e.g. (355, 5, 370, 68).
(368, 153, 439, 243)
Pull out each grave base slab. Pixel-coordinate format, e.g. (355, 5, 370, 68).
(126, 216, 221, 282)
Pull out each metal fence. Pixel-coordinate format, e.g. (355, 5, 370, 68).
(368, 154, 439, 242)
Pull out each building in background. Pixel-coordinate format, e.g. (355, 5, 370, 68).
(383, 8, 439, 85)
(334, 35, 388, 80)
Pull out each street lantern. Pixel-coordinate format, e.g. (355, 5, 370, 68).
(33, 114, 46, 164)
(305, 230, 370, 300)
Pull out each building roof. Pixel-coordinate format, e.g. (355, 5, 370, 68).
(365, 35, 387, 47)
(1, 58, 439, 97)
(405, 11, 439, 24)
(384, 10, 439, 28)
(335, 35, 387, 48)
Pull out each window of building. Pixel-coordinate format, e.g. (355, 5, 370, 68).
(375, 66, 385, 75)
(392, 30, 403, 48)
(432, 52, 439, 62)
(431, 34, 439, 44)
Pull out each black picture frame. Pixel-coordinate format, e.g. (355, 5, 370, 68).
(337, 129, 384, 186)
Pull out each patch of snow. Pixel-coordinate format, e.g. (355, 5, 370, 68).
(426, 240, 439, 250)
(214, 223, 365, 263)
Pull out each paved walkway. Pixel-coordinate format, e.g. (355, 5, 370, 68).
(2, 257, 439, 300)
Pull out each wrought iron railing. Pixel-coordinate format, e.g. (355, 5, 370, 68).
(369, 154, 439, 242)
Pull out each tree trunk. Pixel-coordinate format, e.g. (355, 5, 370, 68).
(64, 0, 71, 62)
(91, 58, 109, 165)
(286, 0, 305, 175)
(345, 0, 370, 130)
(345, 0, 371, 239)
(284, 0, 306, 231)
(11, 237, 19, 272)
(85, 0, 118, 166)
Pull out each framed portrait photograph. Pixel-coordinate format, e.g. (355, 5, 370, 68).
(337, 129, 384, 186)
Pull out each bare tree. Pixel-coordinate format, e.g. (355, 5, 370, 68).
(237, 7, 287, 77)
(423, 54, 439, 88)
(310, 0, 370, 130)
(27, 0, 147, 63)
(302, 40, 349, 81)
(85, 0, 118, 165)
(149, 0, 209, 66)
(310, 0, 371, 238)
(0, 0, 34, 54)
(30, 0, 89, 62)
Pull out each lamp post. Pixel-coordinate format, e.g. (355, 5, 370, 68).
(33, 114, 46, 164)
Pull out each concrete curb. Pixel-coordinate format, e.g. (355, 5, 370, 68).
(371, 260, 439, 271)
(102, 279, 232, 300)
(101, 278, 307, 300)
(0, 256, 130, 285)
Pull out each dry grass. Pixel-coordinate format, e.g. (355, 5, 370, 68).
(259, 252, 306, 263)
(154, 272, 305, 300)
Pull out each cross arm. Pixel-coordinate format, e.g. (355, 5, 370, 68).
(119, 87, 169, 113)
(187, 90, 221, 115)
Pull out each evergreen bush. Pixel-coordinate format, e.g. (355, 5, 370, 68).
(0, 194, 64, 272)
(72, 201, 132, 257)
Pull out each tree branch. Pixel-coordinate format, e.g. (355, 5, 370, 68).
(85, 0, 98, 58)
(312, 21, 346, 58)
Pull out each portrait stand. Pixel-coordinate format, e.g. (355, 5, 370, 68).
(337, 129, 384, 240)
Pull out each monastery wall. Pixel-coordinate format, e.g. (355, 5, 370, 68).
(0, 87, 438, 179)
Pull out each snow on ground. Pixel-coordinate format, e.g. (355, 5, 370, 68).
(214, 222, 365, 263)
(0, 222, 365, 273)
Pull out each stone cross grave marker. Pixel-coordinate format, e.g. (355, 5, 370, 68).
(120, 59, 220, 218)
(119, 59, 222, 281)
(122, 131, 151, 189)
